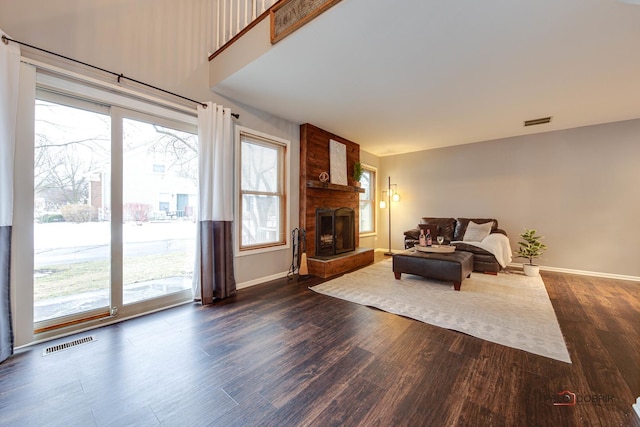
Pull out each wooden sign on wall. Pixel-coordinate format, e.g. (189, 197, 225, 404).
(271, 0, 342, 44)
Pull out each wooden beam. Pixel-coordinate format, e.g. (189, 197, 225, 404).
(271, 0, 342, 44)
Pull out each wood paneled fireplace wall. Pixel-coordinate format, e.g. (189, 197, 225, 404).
(299, 123, 362, 259)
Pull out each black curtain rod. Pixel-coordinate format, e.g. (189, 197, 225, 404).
(2, 35, 239, 119)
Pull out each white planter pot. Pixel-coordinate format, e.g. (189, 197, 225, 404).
(523, 264, 540, 277)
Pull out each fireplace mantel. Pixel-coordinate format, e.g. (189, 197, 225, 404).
(306, 180, 365, 193)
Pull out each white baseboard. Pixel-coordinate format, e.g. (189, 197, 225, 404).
(237, 270, 291, 289)
(237, 257, 639, 289)
(507, 263, 640, 282)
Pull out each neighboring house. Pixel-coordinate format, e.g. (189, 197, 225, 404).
(122, 146, 197, 221)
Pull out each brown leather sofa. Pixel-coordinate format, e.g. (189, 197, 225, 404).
(403, 217, 507, 274)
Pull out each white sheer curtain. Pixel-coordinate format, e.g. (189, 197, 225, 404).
(192, 102, 236, 304)
(0, 31, 20, 363)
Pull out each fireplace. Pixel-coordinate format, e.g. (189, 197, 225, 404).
(315, 207, 355, 257)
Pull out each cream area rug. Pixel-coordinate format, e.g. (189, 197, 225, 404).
(310, 259, 571, 363)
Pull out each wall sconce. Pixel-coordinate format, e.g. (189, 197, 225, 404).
(380, 176, 400, 256)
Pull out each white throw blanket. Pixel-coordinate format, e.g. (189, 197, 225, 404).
(453, 232, 513, 268)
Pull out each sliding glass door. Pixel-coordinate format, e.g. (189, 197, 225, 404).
(33, 91, 195, 333)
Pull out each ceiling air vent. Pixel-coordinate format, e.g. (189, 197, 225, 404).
(524, 117, 552, 127)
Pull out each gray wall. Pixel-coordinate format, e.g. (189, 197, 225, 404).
(376, 119, 640, 277)
(0, 0, 300, 284)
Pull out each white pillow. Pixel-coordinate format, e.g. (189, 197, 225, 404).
(463, 221, 493, 242)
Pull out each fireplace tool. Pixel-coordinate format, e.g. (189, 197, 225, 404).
(288, 228, 308, 279)
(299, 228, 308, 276)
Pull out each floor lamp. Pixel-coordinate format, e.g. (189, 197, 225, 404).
(380, 176, 399, 256)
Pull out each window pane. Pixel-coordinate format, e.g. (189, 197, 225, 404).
(122, 118, 197, 305)
(241, 194, 280, 246)
(360, 170, 371, 200)
(34, 100, 111, 322)
(360, 201, 373, 233)
(359, 168, 375, 234)
(241, 140, 278, 193)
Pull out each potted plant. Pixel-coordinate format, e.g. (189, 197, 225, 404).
(515, 229, 547, 276)
(353, 161, 363, 186)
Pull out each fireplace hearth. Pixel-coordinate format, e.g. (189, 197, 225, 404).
(315, 207, 355, 257)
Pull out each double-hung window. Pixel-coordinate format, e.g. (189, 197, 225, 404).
(359, 165, 376, 235)
(237, 127, 289, 252)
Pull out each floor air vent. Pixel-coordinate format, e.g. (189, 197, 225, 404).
(43, 335, 97, 356)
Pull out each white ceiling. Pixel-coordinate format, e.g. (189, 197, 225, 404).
(212, 0, 640, 156)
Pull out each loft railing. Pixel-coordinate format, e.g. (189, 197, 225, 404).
(214, 0, 278, 51)
(210, 0, 342, 60)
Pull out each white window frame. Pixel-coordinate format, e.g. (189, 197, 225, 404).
(359, 164, 377, 236)
(235, 126, 290, 256)
(12, 62, 197, 346)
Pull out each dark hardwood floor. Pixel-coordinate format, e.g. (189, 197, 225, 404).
(1, 255, 639, 426)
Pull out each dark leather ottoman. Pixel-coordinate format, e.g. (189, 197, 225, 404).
(392, 250, 474, 291)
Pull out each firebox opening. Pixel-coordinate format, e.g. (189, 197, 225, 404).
(315, 207, 355, 257)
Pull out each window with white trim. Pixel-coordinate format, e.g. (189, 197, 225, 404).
(359, 165, 376, 235)
(237, 128, 289, 252)
(15, 70, 198, 342)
